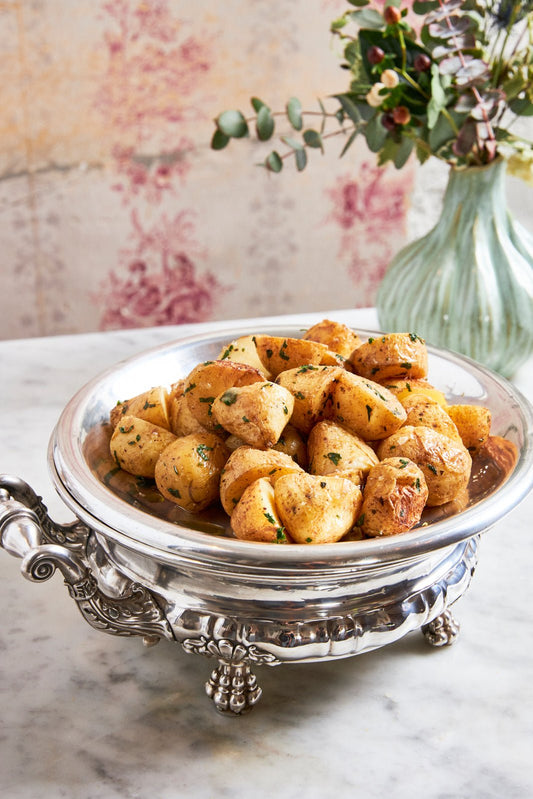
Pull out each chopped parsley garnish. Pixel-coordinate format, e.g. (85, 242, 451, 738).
(173, 465, 179, 475)
(276, 527, 286, 542)
(368, 337, 374, 344)
(220, 390, 238, 406)
(143, 400, 156, 410)
(305, 537, 313, 543)
(297, 365, 318, 373)
(415, 477, 421, 491)
(366, 404, 373, 421)
(400, 362, 412, 370)
(427, 463, 438, 475)
(279, 340, 290, 360)
(184, 382, 196, 393)
(266, 348, 273, 358)
(196, 444, 213, 461)
(283, 405, 289, 415)
(320, 481, 327, 488)
(355, 514, 365, 527)
(325, 452, 341, 466)
(242, 415, 250, 423)
(167, 487, 181, 498)
(398, 458, 409, 468)
(119, 424, 134, 434)
(294, 391, 305, 400)
(221, 344, 234, 360)
(409, 333, 424, 343)
(264, 511, 276, 524)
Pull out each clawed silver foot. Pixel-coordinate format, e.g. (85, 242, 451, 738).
(422, 609, 460, 647)
(205, 661, 262, 715)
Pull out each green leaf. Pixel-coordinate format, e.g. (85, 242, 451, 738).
(251, 97, 267, 113)
(295, 148, 307, 171)
(331, 16, 348, 31)
(349, 8, 386, 29)
(509, 97, 533, 117)
(334, 93, 363, 124)
(377, 136, 400, 166)
(266, 151, 283, 172)
(412, 0, 439, 13)
(216, 110, 249, 139)
(281, 136, 304, 150)
(364, 112, 388, 152)
(427, 63, 446, 129)
(393, 135, 414, 168)
(340, 129, 359, 157)
(256, 105, 275, 141)
(346, 0, 370, 6)
(303, 129, 323, 150)
(211, 129, 230, 150)
(287, 97, 303, 131)
(428, 110, 462, 151)
(415, 142, 431, 164)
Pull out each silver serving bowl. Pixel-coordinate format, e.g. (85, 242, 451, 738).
(2, 324, 533, 714)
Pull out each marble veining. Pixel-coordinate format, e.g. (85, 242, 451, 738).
(1, 309, 532, 799)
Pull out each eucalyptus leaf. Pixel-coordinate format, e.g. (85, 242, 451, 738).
(287, 97, 303, 131)
(349, 8, 385, 29)
(428, 16, 472, 40)
(425, 0, 464, 23)
(393, 135, 414, 168)
(295, 148, 307, 171)
(364, 112, 388, 152)
(377, 136, 400, 166)
(303, 129, 323, 150)
(334, 93, 363, 124)
(427, 63, 446, 129)
(340, 129, 359, 157)
(346, 0, 370, 6)
(415, 142, 431, 164)
(251, 97, 267, 113)
(412, 0, 439, 13)
(216, 110, 249, 139)
(211, 129, 230, 150)
(266, 151, 283, 172)
(509, 97, 533, 116)
(281, 136, 304, 150)
(256, 105, 275, 141)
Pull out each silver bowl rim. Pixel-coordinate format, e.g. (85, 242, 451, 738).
(50, 322, 533, 568)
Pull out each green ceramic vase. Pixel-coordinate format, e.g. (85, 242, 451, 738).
(376, 158, 533, 378)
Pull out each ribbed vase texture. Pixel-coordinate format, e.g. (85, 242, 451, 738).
(377, 158, 533, 377)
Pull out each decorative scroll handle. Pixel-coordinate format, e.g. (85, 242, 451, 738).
(0, 475, 174, 644)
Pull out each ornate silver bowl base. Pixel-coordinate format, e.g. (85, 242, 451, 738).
(1, 325, 532, 714)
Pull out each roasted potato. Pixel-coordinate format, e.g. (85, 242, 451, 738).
(217, 335, 273, 379)
(274, 472, 362, 544)
(379, 378, 447, 407)
(154, 432, 229, 512)
(446, 404, 492, 451)
(377, 425, 472, 506)
(307, 420, 378, 486)
(330, 371, 407, 440)
(183, 360, 264, 431)
(276, 365, 343, 434)
(219, 446, 303, 515)
(303, 319, 362, 359)
(212, 381, 294, 448)
(110, 385, 171, 430)
(110, 415, 177, 478)
(230, 477, 289, 543)
(168, 381, 208, 437)
(359, 457, 428, 537)
(400, 394, 462, 442)
(254, 335, 328, 378)
(272, 424, 308, 468)
(349, 333, 428, 381)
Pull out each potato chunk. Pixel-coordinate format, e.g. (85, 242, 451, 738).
(168, 381, 207, 437)
(349, 333, 428, 381)
(154, 432, 229, 512)
(276, 365, 343, 434)
(231, 477, 290, 543)
(274, 472, 362, 544)
(303, 319, 362, 359)
(110, 415, 177, 478)
(212, 381, 294, 448)
(380, 378, 447, 407)
(401, 394, 462, 442)
(254, 335, 328, 378)
(219, 446, 303, 515)
(307, 420, 378, 486)
(359, 457, 428, 537)
(183, 360, 264, 431)
(272, 424, 308, 469)
(110, 385, 171, 430)
(330, 372, 407, 440)
(217, 335, 273, 379)
(377, 425, 472, 506)
(446, 404, 492, 452)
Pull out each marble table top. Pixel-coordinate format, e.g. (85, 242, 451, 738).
(1, 308, 532, 799)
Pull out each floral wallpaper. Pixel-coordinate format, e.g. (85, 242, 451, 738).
(0, 0, 530, 339)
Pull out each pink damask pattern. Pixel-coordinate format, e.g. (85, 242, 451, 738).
(326, 162, 413, 301)
(94, 0, 227, 330)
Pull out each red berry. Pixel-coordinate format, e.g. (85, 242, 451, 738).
(381, 113, 396, 132)
(392, 105, 411, 125)
(367, 46, 385, 65)
(414, 53, 431, 72)
(383, 6, 402, 25)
